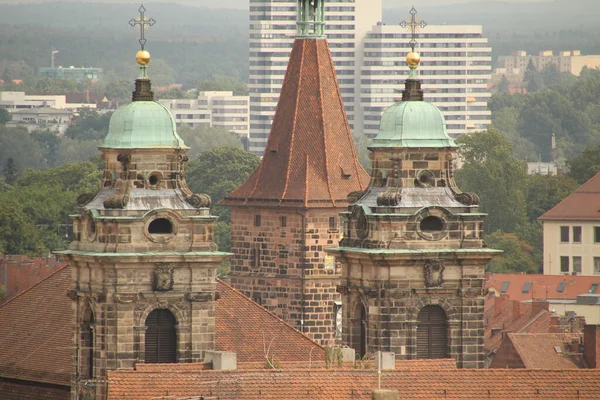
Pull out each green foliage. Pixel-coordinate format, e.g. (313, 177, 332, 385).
(3, 157, 19, 184)
(525, 174, 578, 222)
(178, 125, 243, 159)
(0, 126, 48, 171)
(65, 109, 112, 141)
(566, 145, 600, 185)
(197, 75, 249, 95)
(0, 108, 11, 125)
(214, 221, 232, 252)
(455, 129, 528, 234)
(0, 195, 46, 256)
(485, 231, 540, 274)
(186, 146, 260, 223)
(496, 75, 510, 94)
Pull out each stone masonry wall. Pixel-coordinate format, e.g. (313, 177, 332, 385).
(229, 207, 344, 344)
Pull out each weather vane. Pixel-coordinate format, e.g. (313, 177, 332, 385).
(400, 6, 427, 52)
(129, 4, 156, 50)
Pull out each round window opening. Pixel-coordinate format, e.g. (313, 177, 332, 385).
(148, 173, 160, 187)
(416, 170, 435, 188)
(148, 218, 173, 234)
(420, 216, 444, 232)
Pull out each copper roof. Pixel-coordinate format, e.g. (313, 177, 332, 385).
(221, 38, 369, 208)
(107, 364, 600, 399)
(539, 171, 600, 221)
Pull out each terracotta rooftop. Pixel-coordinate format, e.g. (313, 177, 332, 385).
(484, 294, 551, 355)
(539, 171, 600, 221)
(0, 264, 72, 385)
(107, 364, 600, 399)
(221, 38, 369, 208)
(486, 273, 600, 301)
(504, 333, 587, 369)
(0, 260, 325, 387)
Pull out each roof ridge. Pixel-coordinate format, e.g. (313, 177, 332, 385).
(0, 262, 69, 309)
(216, 278, 324, 349)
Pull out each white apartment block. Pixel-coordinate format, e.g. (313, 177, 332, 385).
(360, 24, 492, 138)
(159, 91, 250, 137)
(248, 1, 492, 155)
(248, 0, 382, 155)
(0, 91, 96, 111)
(497, 50, 600, 77)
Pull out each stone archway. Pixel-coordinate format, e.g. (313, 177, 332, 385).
(416, 305, 448, 359)
(145, 308, 177, 363)
(350, 300, 367, 358)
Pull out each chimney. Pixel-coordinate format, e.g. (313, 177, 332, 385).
(549, 315, 560, 333)
(512, 300, 521, 318)
(204, 351, 237, 370)
(531, 300, 549, 316)
(372, 390, 399, 400)
(583, 325, 600, 368)
(569, 337, 580, 354)
(494, 295, 506, 314)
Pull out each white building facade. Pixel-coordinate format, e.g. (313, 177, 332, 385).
(159, 91, 250, 137)
(248, 1, 492, 155)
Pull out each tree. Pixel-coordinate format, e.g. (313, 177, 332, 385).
(455, 129, 528, 234)
(525, 174, 578, 222)
(197, 75, 249, 95)
(485, 231, 540, 274)
(186, 146, 260, 222)
(104, 79, 133, 102)
(3, 157, 18, 184)
(0, 196, 46, 256)
(178, 125, 243, 159)
(496, 75, 510, 94)
(0, 108, 11, 125)
(65, 109, 112, 141)
(566, 145, 600, 184)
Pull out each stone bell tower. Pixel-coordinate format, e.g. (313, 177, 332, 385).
(57, 8, 228, 399)
(326, 8, 500, 368)
(220, 0, 369, 345)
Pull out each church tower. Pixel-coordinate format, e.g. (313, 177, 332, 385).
(57, 8, 228, 399)
(221, 0, 370, 345)
(326, 8, 500, 368)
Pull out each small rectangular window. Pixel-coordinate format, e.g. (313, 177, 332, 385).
(573, 226, 582, 243)
(560, 256, 570, 273)
(590, 283, 599, 294)
(557, 281, 566, 293)
(500, 281, 509, 293)
(560, 226, 569, 242)
(594, 257, 600, 275)
(329, 216, 337, 231)
(595, 227, 600, 243)
(522, 281, 532, 294)
(280, 216, 287, 227)
(254, 215, 261, 227)
(573, 256, 582, 274)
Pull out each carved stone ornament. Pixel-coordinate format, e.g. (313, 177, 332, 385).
(115, 293, 138, 304)
(424, 259, 445, 288)
(153, 263, 174, 292)
(376, 191, 401, 206)
(186, 193, 212, 208)
(187, 292, 213, 302)
(336, 285, 350, 296)
(455, 192, 480, 206)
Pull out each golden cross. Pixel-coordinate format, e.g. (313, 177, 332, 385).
(129, 4, 156, 50)
(400, 7, 427, 52)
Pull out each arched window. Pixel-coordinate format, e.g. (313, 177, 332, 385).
(145, 309, 177, 363)
(416, 305, 448, 359)
(350, 302, 367, 358)
(81, 310, 95, 379)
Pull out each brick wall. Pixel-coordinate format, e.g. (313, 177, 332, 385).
(0, 378, 69, 400)
(0, 255, 66, 305)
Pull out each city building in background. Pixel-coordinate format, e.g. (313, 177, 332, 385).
(248, 0, 492, 155)
(39, 66, 103, 81)
(159, 91, 249, 137)
(497, 50, 600, 77)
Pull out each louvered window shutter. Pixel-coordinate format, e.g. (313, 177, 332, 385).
(145, 309, 177, 363)
(416, 305, 448, 359)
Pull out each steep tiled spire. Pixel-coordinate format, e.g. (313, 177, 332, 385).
(222, 38, 369, 208)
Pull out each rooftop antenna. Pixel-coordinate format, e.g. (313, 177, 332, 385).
(51, 50, 59, 68)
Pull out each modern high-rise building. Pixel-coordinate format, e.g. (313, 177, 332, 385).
(248, 0, 382, 155)
(248, 1, 492, 154)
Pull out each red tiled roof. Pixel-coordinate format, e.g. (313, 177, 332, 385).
(0, 262, 325, 387)
(221, 38, 369, 208)
(539, 171, 600, 220)
(486, 273, 600, 301)
(508, 333, 587, 369)
(0, 264, 72, 385)
(215, 279, 325, 363)
(107, 365, 600, 399)
(484, 294, 550, 354)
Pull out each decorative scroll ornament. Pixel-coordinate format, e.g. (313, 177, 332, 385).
(153, 263, 174, 291)
(377, 191, 402, 206)
(424, 259, 445, 288)
(186, 193, 212, 208)
(187, 292, 213, 302)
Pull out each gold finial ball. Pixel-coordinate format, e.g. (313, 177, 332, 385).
(406, 51, 421, 68)
(136, 49, 151, 66)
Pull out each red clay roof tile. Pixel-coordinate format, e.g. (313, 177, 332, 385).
(539, 171, 600, 221)
(486, 273, 600, 301)
(221, 38, 369, 208)
(508, 333, 586, 369)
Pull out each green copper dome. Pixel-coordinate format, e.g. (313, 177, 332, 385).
(101, 101, 187, 149)
(369, 101, 456, 149)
